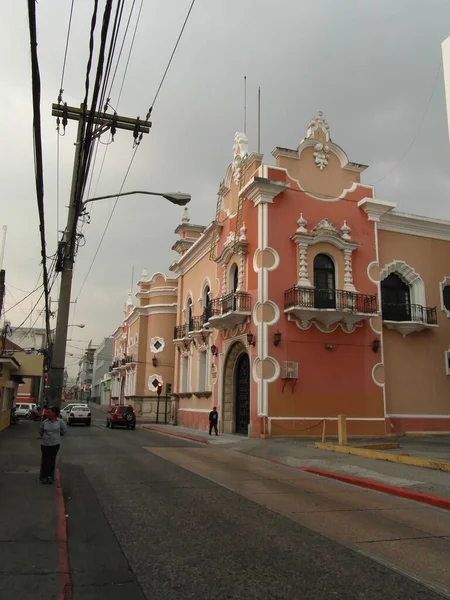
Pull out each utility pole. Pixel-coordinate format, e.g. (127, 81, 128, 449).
(48, 103, 151, 407)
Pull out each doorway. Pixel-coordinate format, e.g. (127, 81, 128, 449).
(235, 353, 250, 435)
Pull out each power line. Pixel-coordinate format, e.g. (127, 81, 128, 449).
(75, 146, 139, 300)
(145, 0, 196, 117)
(27, 0, 52, 345)
(4, 284, 44, 314)
(58, 0, 75, 101)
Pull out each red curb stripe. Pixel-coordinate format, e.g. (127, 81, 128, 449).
(237, 451, 450, 512)
(141, 425, 210, 444)
(55, 465, 72, 600)
(301, 467, 450, 511)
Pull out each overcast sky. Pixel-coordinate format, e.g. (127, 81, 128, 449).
(2, 0, 450, 374)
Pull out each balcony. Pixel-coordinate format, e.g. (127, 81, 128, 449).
(207, 291, 251, 330)
(284, 287, 378, 329)
(174, 323, 192, 341)
(189, 314, 213, 340)
(382, 303, 438, 336)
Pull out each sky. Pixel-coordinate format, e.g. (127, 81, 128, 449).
(2, 0, 450, 375)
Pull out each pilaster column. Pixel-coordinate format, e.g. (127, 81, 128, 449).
(297, 243, 311, 287)
(222, 264, 227, 295)
(237, 252, 245, 291)
(343, 249, 356, 292)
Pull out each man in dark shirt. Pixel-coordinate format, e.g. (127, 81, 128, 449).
(209, 406, 218, 436)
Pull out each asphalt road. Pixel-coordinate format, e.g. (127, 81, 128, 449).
(59, 416, 446, 600)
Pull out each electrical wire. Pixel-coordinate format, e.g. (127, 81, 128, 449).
(145, 0, 196, 117)
(27, 0, 52, 345)
(75, 146, 139, 300)
(107, 0, 138, 103)
(58, 0, 75, 101)
(4, 284, 44, 314)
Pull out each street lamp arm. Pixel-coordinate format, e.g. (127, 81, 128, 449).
(83, 190, 191, 207)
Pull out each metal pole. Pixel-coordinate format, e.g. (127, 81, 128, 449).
(156, 393, 160, 424)
(48, 106, 85, 408)
(164, 394, 168, 424)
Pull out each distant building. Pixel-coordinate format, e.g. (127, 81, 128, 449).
(91, 337, 114, 403)
(76, 342, 97, 402)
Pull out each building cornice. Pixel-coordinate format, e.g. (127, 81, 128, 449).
(358, 198, 396, 222)
(170, 221, 216, 275)
(378, 210, 450, 241)
(136, 287, 178, 300)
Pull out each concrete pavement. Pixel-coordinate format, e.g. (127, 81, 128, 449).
(62, 415, 449, 598)
(0, 420, 59, 600)
(3, 412, 450, 599)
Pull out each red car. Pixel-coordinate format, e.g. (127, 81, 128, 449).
(106, 405, 136, 430)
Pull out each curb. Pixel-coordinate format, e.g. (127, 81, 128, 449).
(55, 466, 72, 600)
(141, 425, 210, 445)
(314, 441, 450, 473)
(237, 451, 450, 512)
(301, 466, 450, 511)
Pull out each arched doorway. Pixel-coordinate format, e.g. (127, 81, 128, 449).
(235, 353, 250, 435)
(222, 342, 250, 434)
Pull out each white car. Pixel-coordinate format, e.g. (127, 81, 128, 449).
(66, 404, 91, 427)
(60, 403, 85, 422)
(15, 403, 33, 419)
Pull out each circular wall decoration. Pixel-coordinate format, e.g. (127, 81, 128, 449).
(148, 374, 163, 392)
(150, 336, 165, 353)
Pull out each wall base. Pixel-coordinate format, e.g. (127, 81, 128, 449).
(387, 416, 450, 434)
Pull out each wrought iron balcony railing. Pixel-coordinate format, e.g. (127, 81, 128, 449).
(209, 291, 251, 318)
(284, 287, 378, 314)
(381, 303, 437, 324)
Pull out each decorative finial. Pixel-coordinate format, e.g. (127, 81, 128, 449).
(296, 213, 307, 233)
(239, 222, 247, 241)
(232, 132, 249, 185)
(125, 291, 133, 307)
(181, 207, 190, 223)
(141, 268, 148, 280)
(306, 111, 330, 141)
(341, 220, 351, 241)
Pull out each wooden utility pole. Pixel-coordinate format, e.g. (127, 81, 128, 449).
(48, 103, 151, 407)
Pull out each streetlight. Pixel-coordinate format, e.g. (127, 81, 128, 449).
(82, 190, 191, 208)
(68, 324, 85, 329)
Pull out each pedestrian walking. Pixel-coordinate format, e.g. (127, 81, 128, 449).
(209, 406, 219, 436)
(39, 406, 66, 484)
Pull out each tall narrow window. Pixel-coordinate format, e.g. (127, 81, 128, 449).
(187, 297, 193, 331)
(313, 254, 336, 309)
(181, 356, 189, 392)
(381, 274, 411, 321)
(198, 351, 207, 392)
(229, 263, 239, 293)
(203, 285, 211, 322)
(443, 285, 450, 313)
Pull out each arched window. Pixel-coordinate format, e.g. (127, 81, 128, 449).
(203, 285, 211, 322)
(313, 254, 336, 309)
(443, 285, 450, 312)
(187, 297, 193, 331)
(381, 273, 411, 321)
(229, 263, 239, 293)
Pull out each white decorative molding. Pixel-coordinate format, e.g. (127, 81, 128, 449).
(148, 374, 163, 392)
(358, 198, 396, 222)
(378, 210, 450, 241)
(297, 242, 311, 287)
(239, 223, 247, 241)
(306, 111, 330, 142)
(238, 252, 245, 291)
(232, 132, 249, 185)
(313, 218, 338, 235)
(380, 260, 426, 306)
(440, 277, 450, 317)
(313, 142, 330, 170)
(197, 342, 208, 353)
(341, 221, 351, 241)
(343, 249, 356, 292)
(150, 336, 165, 354)
(296, 213, 307, 233)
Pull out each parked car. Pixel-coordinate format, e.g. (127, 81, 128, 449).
(106, 405, 136, 430)
(14, 403, 33, 419)
(67, 405, 91, 426)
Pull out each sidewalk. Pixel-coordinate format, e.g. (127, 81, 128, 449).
(0, 419, 67, 600)
(136, 421, 450, 503)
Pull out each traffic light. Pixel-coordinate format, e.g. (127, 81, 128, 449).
(165, 382, 172, 396)
(156, 381, 163, 396)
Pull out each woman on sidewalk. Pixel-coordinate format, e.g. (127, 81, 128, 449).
(39, 406, 66, 484)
